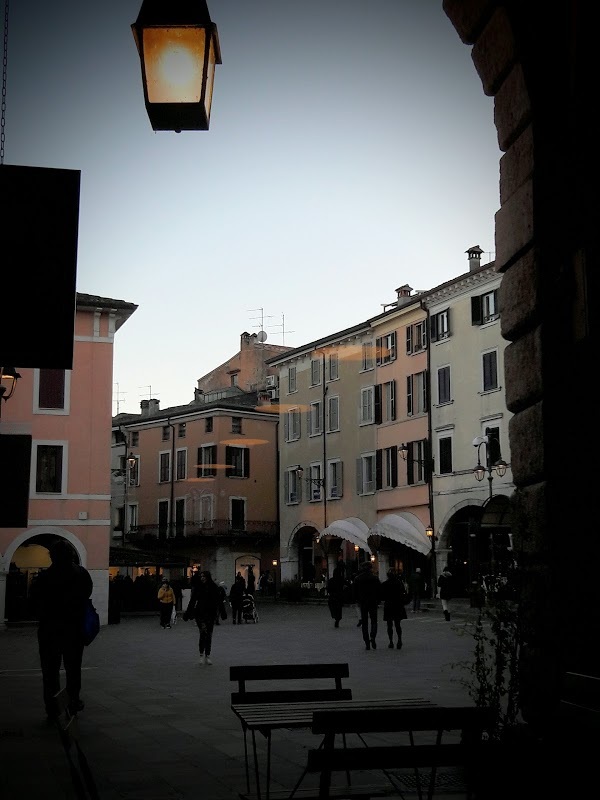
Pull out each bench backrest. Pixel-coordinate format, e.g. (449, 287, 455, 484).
(308, 705, 495, 775)
(559, 671, 600, 731)
(230, 663, 351, 705)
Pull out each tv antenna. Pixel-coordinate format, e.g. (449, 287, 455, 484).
(268, 313, 295, 345)
(248, 307, 274, 345)
(113, 383, 127, 414)
(139, 385, 159, 400)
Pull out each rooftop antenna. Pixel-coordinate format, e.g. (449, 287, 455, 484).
(248, 307, 274, 346)
(139, 385, 158, 400)
(268, 313, 295, 345)
(113, 382, 127, 414)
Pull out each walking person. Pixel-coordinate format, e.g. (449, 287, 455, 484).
(381, 569, 409, 649)
(30, 539, 93, 720)
(246, 565, 256, 596)
(353, 561, 382, 650)
(326, 564, 345, 628)
(157, 577, 176, 629)
(437, 566, 454, 621)
(214, 581, 227, 625)
(408, 567, 426, 613)
(183, 570, 221, 664)
(229, 573, 245, 624)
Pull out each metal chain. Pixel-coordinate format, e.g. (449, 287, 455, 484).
(1, 0, 9, 165)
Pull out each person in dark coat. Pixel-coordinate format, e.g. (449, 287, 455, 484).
(407, 567, 426, 613)
(437, 566, 454, 621)
(214, 581, 227, 625)
(229, 574, 245, 624)
(381, 569, 408, 649)
(353, 561, 382, 650)
(246, 565, 256, 596)
(326, 564, 345, 628)
(183, 570, 221, 664)
(31, 539, 93, 720)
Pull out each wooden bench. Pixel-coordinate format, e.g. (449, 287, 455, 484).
(559, 671, 600, 732)
(304, 705, 496, 800)
(53, 688, 100, 800)
(230, 663, 352, 799)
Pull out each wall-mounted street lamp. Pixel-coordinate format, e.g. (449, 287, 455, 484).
(472, 435, 508, 499)
(0, 366, 21, 411)
(294, 466, 325, 488)
(132, 0, 221, 132)
(473, 434, 508, 577)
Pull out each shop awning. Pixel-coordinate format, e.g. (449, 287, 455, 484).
(369, 514, 431, 556)
(321, 517, 372, 554)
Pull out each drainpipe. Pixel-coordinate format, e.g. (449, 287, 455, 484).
(423, 301, 437, 597)
(168, 418, 176, 541)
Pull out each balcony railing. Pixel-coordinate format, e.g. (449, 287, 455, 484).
(127, 519, 278, 542)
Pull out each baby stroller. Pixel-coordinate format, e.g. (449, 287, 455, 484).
(241, 592, 259, 623)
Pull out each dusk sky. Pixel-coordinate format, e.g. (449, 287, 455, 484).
(6, 1, 500, 413)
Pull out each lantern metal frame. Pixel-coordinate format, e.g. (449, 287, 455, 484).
(132, 0, 222, 132)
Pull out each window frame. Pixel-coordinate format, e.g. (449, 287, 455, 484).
(33, 441, 67, 494)
(437, 365, 451, 405)
(159, 451, 171, 483)
(361, 341, 374, 371)
(176, 448, 187, 480)
(327, 395, 340, 432)
(284, 467, 302, 504)
(310, 358, 322, 386)
(328, 353, 339, 381)
(376, 331, 397, 365)
(356, 452, 376, 495)
(34, 368, 70, 414)
(360, 386, 375, 425)
(288, 365, 297, 393)
(328, 459, 343, 499)
(482, 349, 499, 392)
(308, 400, 323, 436)
(225, 445, 249, 478)
(285, 407, 301, 442)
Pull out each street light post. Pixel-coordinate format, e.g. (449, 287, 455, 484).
(472, 435, 508, 575)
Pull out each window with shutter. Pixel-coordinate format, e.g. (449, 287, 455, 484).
(328, 396, 340, 431)
(482, 351, 498, 391)
(38, 368, 66, 409)
(438, 366, 451, 405)
(439, 436, 453, 474)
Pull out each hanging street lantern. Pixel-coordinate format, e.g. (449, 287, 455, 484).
(131, 0, 222, 132)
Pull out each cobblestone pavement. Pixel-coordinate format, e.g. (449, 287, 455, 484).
(0, 600, 479, 799)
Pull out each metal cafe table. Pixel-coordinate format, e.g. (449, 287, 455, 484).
(231, 697, 433, 800)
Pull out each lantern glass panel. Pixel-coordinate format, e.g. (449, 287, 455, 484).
(144, 27, 206, 103)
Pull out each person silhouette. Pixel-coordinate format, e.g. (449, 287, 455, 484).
(31, 539, 93, 720)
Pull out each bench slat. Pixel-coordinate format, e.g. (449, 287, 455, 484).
(230, 663, 350, 682)
(312, 705, 493, 734)
(232, 688, 352, 705)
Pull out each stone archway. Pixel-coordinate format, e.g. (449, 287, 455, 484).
(443, 0, 594, 744)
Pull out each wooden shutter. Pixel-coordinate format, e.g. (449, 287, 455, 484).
(374, 384, 382, 424)
(225, 445, 233, 477)
(375, 449, 383, 490)
(244, 448, 250, 478)
(407, 375, 413, 416)
(430, 314, 438, 343)
(356, 458, 363, 495)
(390, 445, 398, 487)
(406, 325, 413, 354)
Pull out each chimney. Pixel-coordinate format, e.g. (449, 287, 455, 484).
(395, 284, 413, 307)
(140, 398, 160, 417)
(466, 245, 483, 271)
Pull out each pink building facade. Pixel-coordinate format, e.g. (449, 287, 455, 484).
(0, 294, 137, 625)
